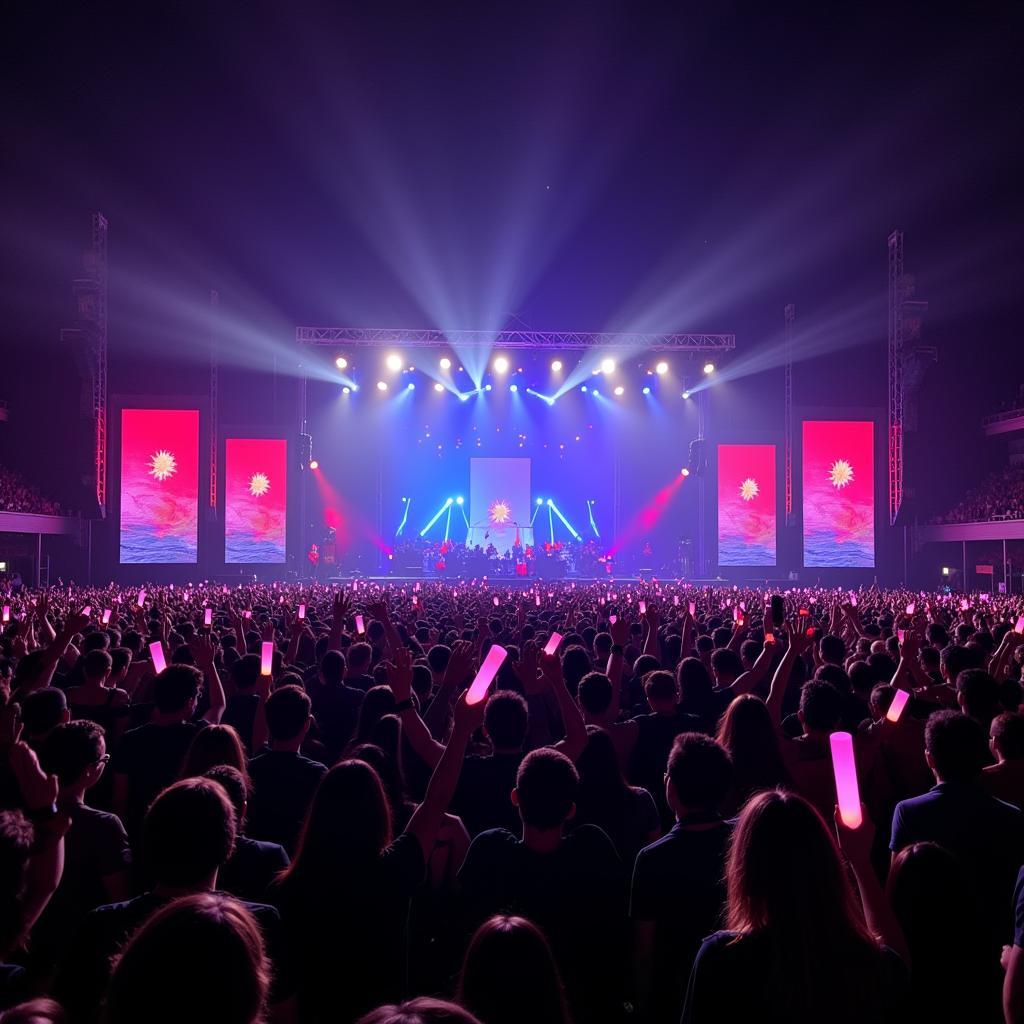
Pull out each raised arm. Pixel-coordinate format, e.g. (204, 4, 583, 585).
(766, 622, 810, 729)
(730, 634, 777, 697)
(606, 615, 630, 713)
(641, 606, 661, 659)
(540, 650, 588, 762)
(189, 634, 226, 724)
(423, 640, 475, 740)
(389, 646, 444, 769)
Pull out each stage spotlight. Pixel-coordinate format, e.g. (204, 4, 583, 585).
(386, 353, 403, 372)
(614, 386, 625, 396)
(433, 382, 444, 392)
(406, 382, 415, 390)
(655, 361, 668, 375)
(376, 380, 388, 391)
(703, 362, 715, 375)
(551, 360, 563, 372)
(456, 496, 464, 505)
(592, 388, 601, 396)
(536, 497, 544, 505)
(600, 357, 616, 374)
(510, 384, 518, 393)
(681, 467, 690, 477)
(682, 390, 691, 400)
(342, 386, 351, 395)
(484, 384, 492, 391)
(546, 498, 553, 506)
(493, 355, 510, 373)
(335, 356, 348, 370)
(440, 357, 452, 370)
(458, 393, 469, 401)
(581, 385, 588, 393)
(642, 386, 651, 395)
(309, 460, 319, 470)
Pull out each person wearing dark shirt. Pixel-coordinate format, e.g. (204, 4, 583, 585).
(56, 777, 292, 1024)
(310, 650, 364, 762)
(111, 648, 225, 843)
(246, 686, 326, 854)
(890, 710, 1024, 954)
(1003, 866, 1024, 1022)
(221, 654, 261, 754)
(631, 732, 733, 1023)
(345, 641, 377, 692)
(459, 748, 626, 1024)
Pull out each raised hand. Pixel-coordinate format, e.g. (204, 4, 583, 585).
(188, 633, 217, 668)
(609, 615, 630, 646)
(389, 645, 414, 702)
(9, 741, 58, 811)
(514, 641, 542, 695)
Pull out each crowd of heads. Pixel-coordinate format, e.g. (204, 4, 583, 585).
(0, 467, 62, 517)
(933, 464, 1024, 524)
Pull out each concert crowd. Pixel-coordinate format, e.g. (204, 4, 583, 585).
(932, 465, 1024, 524)
(0, 467, 63, 517)
(0, 579, 1022, 1023)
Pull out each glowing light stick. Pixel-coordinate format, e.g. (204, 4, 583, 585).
(243, 610, 252, 619)
(466, 644, 508, 706)
(149, 641, 167, 675)
(906, 602, 915, 615)
(639, 600, 647, 614)
(2, 606, 9, 623)
(260, 642, 273, 676)
(897, 629, 905, 643)
(355, 614, 365, 634)
(764, 631, 775, 644)
(740, 601, 746, 611)
(493, 596, 499, 607)
(886, 689, 910, 723)
(137, 590, 146, 607)
(204, 608, 212, 627)
(609, 614, 617, 625)
(102, 609, 112, 625)
(689, 601, 696, 615)
(961, 599, 969, 611)
(298, 604, 306, 620)
(535, 595, 541, 606)
(82, 606, 91, 616)
(544, 632, 563, 655)
(829, 731, 863, 829)
(673, 595, 679, 606)
(1016, 615, 1024, 634)
(412, 595, 418, 607)
(851, 594, 858, 607)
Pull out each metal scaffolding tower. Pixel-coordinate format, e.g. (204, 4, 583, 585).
(783, 303, 795, 526)
(888, 231, 905, 527)
(208, 290, 220, 515)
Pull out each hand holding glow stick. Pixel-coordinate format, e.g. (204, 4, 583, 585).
(102, 609, 112, 625)
(2, 606, 10, 623)
(82, 606, 91, 616)
(1015, 615, 1024, 634)
(544, 632, 563, 656)
(204, 608, 213, 627)
(688, 601, 696, 616)
(137, 590, 146, 608)
(829, 731, 863, 829)
(886, 689, 910, 723)
(260, 641, 274, 677)
(639, 600, 647, 614)
(149, 641, 167, 675)
(493, 596, 499, 607)
(609, 614, 617, 625)
(298, 604, 306, 620)
(355, 614, 365, 634)
(906, 602, 915, 615)
(466, 644, 508, 706)
(673, 595, 679, 606)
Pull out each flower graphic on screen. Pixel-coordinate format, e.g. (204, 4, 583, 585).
(739, 477, 759, 502)
(248, 472, 271, 497)
(489, 499, 512, 525)
(829, 459, 854, 489)
(148, 450, 178, 482)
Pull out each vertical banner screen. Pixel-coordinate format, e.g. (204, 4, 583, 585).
(717, 444, 777, 565)
(468, 457, 533, 551)
(802, 420, 875, 567)
(225, 438, 288, 563)
(119, 408, 199, 563)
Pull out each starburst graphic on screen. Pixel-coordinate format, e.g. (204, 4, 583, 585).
(829, 459, 854, 489)
(488, 499, 512, 525)
(248, 473, 270, 497)
(148, 450, 178, 482)
(739, 477, 759, 502)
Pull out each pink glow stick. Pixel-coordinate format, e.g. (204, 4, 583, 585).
(102, 609, 112, 625)
(673, 595, 679, 606)
(493, 596, 499, 607)
(689, 601, 696, 615)
(1016, 615, 1024, 634)
(355, 614, 365, 634)
(137, 590, 146, 607)
(243, 610, 252, 619)
(466, 644, 508, 706)
(2, 606, 9, 623)
(740, 601, 746, 611)
(906, 602, 915, 615)
(149, 641, 167, 675)
(609, 614, 617, 625)
(535, 595, 541, 606)
(204, 608, 212, 627)
(412, 595, 418, 607)
(298, 604, 306, 620)
(829, 731, 863, 829)
(886, 689, 911, 723)
(260, 642, 273, 676)
(897, 629, 905, 643)
(851, 594, 858, 607)
(82, 606, 91, 616)
(223, 586, 229, 594)
(961, 599, 969, 610)
(639, 600, 647, 614)
(544, 632, 563, 655)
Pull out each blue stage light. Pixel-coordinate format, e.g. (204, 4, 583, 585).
(455, 496, 464, 505)
(581, 385, 588, 393)
(510, 384, 518, 393)
(642, 386, 651, 395)
(484, 384, 492, 392)
(407, 382, 415, 390)
(536, 497, 543, 505)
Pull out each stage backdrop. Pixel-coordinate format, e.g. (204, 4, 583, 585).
(225, 438, 287, 563)
(468, 457, 533, 551)
(717, 443, 777, 565)
(802, 420, 875, 567)
(119, 408, 199, 563)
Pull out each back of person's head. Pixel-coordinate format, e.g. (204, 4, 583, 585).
(632, 654, 661, 680)
(643, 669, 678, 707)
(142, 778, 236, 886)
(925, 709, 988, 783)
(0, 999, 66, 1024)
(710, 648, 743, 683)
(183, 724, 248, 781)
(356, 999, 482, 1024)
(320, 649, 346, 686)
(576, 726, 626, 802)
(204, 766, 249, 823)
(865, 652, 898, 685)
(814, 664, 850, 693)
(458, 915, 571, 1024)
(0, 811, 33, 955)
(356, 686, 397, 743)
(848, 660, 876, 697)
(514, 748, 578, 830)
(264, 685, 311, 743)
(483, 691, 528, 750)
(955, 668, 1000, 721)
(40, 720, 105, 789)
(941, 644, 980, 683)
(560, 645, 591, 691)
(287, 760, 392, 881)
(819, 633, 846, 665)
(103, 892, 269, 1024)
(153, 665, 202, 714)
(109, 647, 132, 678)
(577, 671, 613, 715)
(81, 648, 112, 682)
(348, 642, 373, 673)
(676, 657, 714, 701)
(991, 712, 1024, 761)
(712, 626, 733, 649)
(798, 680, 842, 732)
(229, 654, 262, 693)
(426, 645, 451, 675)
(716, 694, 789, 790)
(20, 689, 67, 737)
(667, 732, 732, 812)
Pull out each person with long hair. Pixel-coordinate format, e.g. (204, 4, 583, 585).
(356, 999, 481, 1024)
(182, 723, 250, 788)
(457, 915, 572, 1024)
(274, 692, 484, 1023)
(682, 789, 907, 1023)
(715, 694, 792, 815)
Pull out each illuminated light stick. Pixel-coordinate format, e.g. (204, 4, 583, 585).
(466, 644, 508, 706)
(82, 606, 91, 616)
(260, 642, 274, 677)
(1016, 615, 1024, 634)
(689, 601, 696, 615)
(544, 632, 563, 655)
(2, 606, 9, 623)
(102, 609, 112, 625)
(204, 608, 213, 627)
(961, 599, 970, 611)
(149, 641, 167, 675)
(493, 596, 499, 607)
(355, 615, 365, 634)
(223, 586, 229, 594)
(639, 601, 647, 614)
(764, 631, 775, 644)
(536, 595, 541, 606)
(298, 604, 306, 620)
(609, 614, 618, 625)
(243, 610, 252, 619)
(279, 596, 284, 605)
(829, 731, 863, 829)
(740, 601, 746, 611)
(886, 689, 911, 723)
(137, 590, 146, 607)
(412, 595, 418, 607)
(851, 594, 858, 607)
(906, 602, 915, 615)
(897, 629, 905, 643)
(673, 595, 679, 606)
(733, 605, 740, 622)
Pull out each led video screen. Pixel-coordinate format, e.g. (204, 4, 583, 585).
(225, 438, 287, 563)
(468, 457, 533, 551)
(717, 443, 777, 565)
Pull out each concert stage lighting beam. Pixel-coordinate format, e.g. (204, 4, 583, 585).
(377, 381, 388, 391)
(525, 388, 555, 406)
(546, 498, 581, 540)
(614, 386, 625, 396)
(434, 382, 445, 392)
(440, 357, 452, 370)
(396, 497, 411, 536)
(587, 499, 600, 538)
(419, 497, 454, 536)
(642, 386, 651, 395)
(551, 360, 563, 372)
(308, 460, 319, 470)
(443, 504, 452, 543)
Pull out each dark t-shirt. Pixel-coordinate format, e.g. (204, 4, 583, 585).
(222, 692, 259, 753)
(273, 831, 425, 1024)
(311, 683, 364, 760)
(459, 825, 626, 1022)
(451, 752, 523, 837)
(246, 749, 327, 855)
(629, 710, 702, 826)
(630, 817, 733, 1022)
(219, 834, 290, 903)
(111, 720, 207, 839)
(683, 930, 908, 1024)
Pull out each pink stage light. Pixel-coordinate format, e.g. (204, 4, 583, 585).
(886, 689, 910, 723)
(829, 731, 863, 829)
(466, 645, 508, 706)
(149, 641, 167, 675)
(544, 632, 563, 655)
(261, 642, 273, 677)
